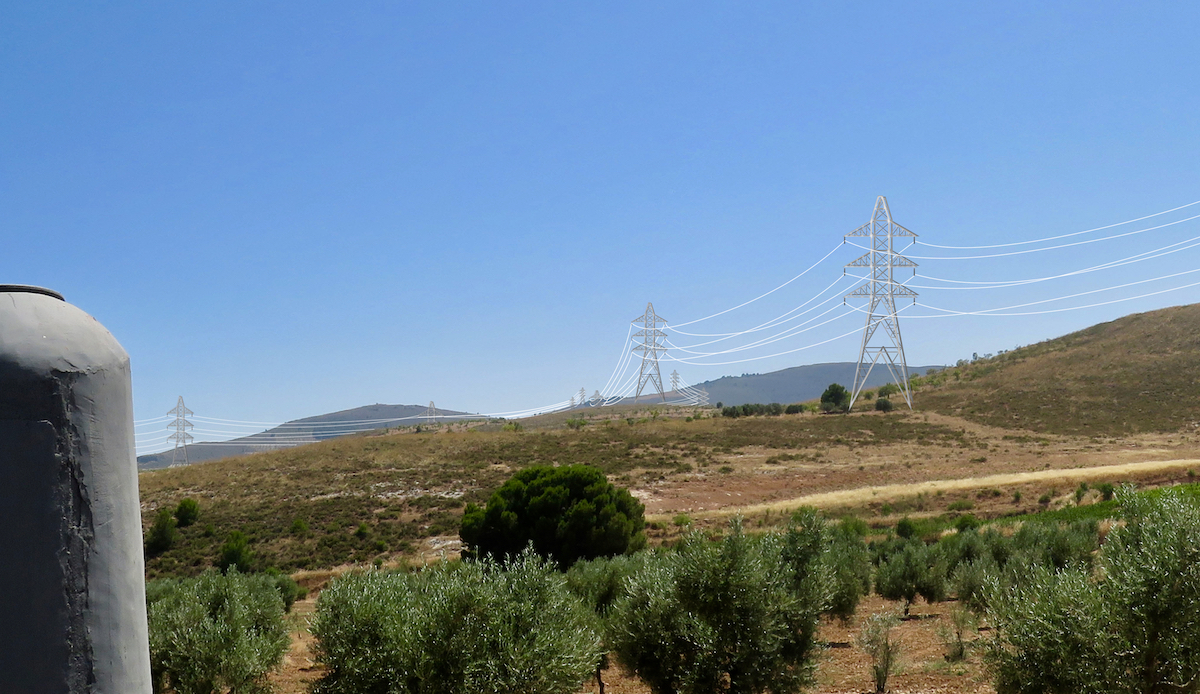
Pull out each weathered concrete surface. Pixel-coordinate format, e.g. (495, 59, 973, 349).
(0, 287, 151, 693)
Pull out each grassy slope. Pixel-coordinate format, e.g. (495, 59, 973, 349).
(140, 410, 978, 577)
(913, 302, 1200, 436)
(140, 303, 1200, 576)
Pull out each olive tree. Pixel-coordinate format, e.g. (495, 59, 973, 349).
(986, 488, 1200, 694)
(608, 520, 829, 694)
(311, 548, 602, 694)
(147, 569, 289, 694)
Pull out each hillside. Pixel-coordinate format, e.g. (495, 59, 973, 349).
(138, 303, 1200, 579)
(137, 403, 471, 469)
(694, 362, 943, 406)
(913, 302, 1200, 436)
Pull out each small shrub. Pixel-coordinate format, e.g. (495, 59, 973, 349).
(263, 568, 307, 612)
(857, 611, 902, 694)
(895, 517, 917, 539)
(820, 383, 850, 413)
(672, 513, 692, 527)
(939, 605, 976, 662)
(719, 465, 735, 474)
(1097, 482, 1115, 501)
(217, 531, 254, 573)
(148, 569, 289, 694)
(948, 499, 974, 512)
(145, 507, 177, 556)
(955, 514, 981, 532)
(1012, 490, 1023, 504)
(501, 421, 523, 432)
(875, 397, 894, 412)
(174, 498, 200, 528)
(291, 518, 309, 536)
(1038, 492, 1053, 505)
(784, 404, 803, 415)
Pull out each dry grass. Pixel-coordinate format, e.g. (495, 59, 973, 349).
(914, 302, 1200, 436)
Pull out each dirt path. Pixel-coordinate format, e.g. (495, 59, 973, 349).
(652, 457, 1200, 521)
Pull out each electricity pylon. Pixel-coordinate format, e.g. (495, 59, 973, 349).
(578, 387, 586, 407)
(670, 370, 680, 394)
(166, 396, 194, 466)
(424, 401, 437, 427)
(632, 302, 668, 402)
(844, 196, 918, 410)
(591, 390, 602, 406)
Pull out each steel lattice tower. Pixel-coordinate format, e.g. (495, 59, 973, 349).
(670, 370, 680, 394)
(844, 196, 918, 409)
(424, 401, 437, 427)
(632, 302, 668, 402)
(167, 396, 194, 465)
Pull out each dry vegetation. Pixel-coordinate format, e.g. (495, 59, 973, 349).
(140, 302, 1200, 693)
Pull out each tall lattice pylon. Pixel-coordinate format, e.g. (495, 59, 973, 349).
(670, 370, 680, 394)
(424, 401, 437, 427)
(167, 396, 194, 465)
(632, 302, 668, 402)
(844, 196, 918, 410)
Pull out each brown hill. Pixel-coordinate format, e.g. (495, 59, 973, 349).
(913, 302, 1200, 436)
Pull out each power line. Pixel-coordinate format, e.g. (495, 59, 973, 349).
(917, 198, 1200, 249)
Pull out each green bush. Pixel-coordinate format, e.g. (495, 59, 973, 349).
(460, 465, 645, 567)
(147, 569, 289, 694)
(986, 489, 1200, 693)
(895, 517, 917, 539)
(826, 523, 872, 623)
(217, 530, 254, 573)
(146, 507, 177, 556)
(875, 541, 945, 614)
(877, 382, 900, 398)
(875, 397, 894, 412)
(784, 403, 804, 415)
(263, 568, 306, 612)
(311, 549, 602, 694)
(820, 383, 850, 413)
(609, 520, 828, 694)
(174, 498, 200, 528)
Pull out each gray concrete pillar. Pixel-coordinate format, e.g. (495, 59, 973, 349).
(0, 286, 152, 693)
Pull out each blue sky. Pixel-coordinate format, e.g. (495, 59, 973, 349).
(3, 3, 1199, 444)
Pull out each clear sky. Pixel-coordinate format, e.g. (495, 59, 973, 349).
(3, 3, 1199, 446)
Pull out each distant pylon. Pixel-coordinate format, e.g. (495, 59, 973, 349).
(166, 396, 194, 465)
(578, 387, 586, 407)
(670, 370, 680, 394)
(843, 196, 918, 410)
(570, 394, 576, 408)
(591, 390, 602, 406)
(424, 401, 437, 427)
(632, 302, 668, 401)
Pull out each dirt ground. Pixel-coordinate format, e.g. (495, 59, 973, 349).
(635, 415, 1200, 527)
(269, 593, 995, 694)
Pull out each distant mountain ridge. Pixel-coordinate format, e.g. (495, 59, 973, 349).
(137, 403, 468, 469)
(692, 362, 943, 407)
